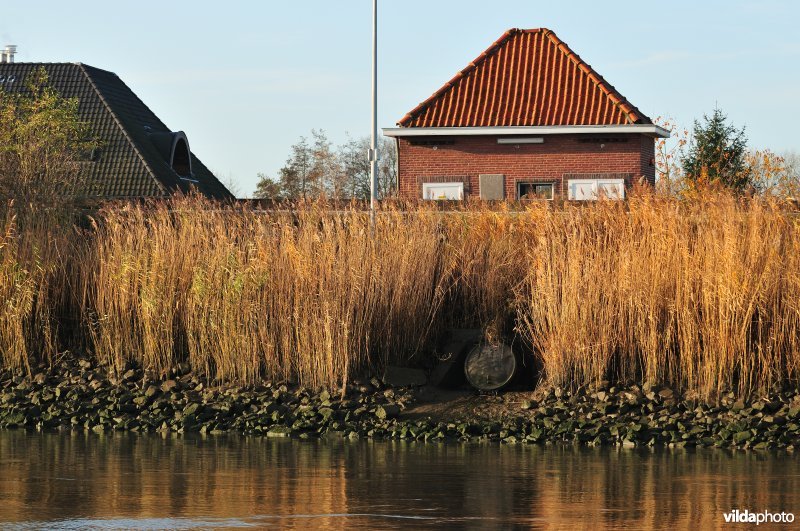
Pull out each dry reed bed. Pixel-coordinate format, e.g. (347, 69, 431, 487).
(1, 195, 799, 398)
(517, 195, 800, 398)
(0, 208, 59, 371)
(87, 203, 451, 389)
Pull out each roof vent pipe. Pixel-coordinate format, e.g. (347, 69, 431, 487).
(1, 45, 17, 63)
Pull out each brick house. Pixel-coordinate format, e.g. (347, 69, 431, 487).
(383, 28, 669, 201)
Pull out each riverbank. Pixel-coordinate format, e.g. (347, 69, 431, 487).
(6, 196, 800, 400)
(2, 357, 800, 449)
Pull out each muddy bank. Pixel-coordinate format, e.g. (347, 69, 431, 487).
(1, 358, 799, 449)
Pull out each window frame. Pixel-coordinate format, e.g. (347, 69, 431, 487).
(517, 181, 555, 201)
(567, 178, 625, 201)
(422, 181, 464, 201)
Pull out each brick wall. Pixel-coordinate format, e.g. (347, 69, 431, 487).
(639, 134, 656, 186)
(396, 134, 656, 199)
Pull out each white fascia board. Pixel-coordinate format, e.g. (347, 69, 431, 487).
(382, 124, 671, 139)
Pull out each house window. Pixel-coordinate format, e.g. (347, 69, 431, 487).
(567, 178, 625, 201)
(422, 182, 464, 200)
(172, 137, 192, 177)
(518, 182, 554, 200)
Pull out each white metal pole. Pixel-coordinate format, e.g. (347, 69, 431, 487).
(369, 0, 378, 214)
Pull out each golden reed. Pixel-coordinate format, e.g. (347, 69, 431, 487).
(1, 191, 798, 399)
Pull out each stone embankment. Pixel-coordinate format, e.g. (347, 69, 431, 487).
(2, 358, 799, 450)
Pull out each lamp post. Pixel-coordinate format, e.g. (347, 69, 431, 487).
(369, 0, 378, 216)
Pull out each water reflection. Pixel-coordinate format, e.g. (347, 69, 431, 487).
(1, 431, 798, 529)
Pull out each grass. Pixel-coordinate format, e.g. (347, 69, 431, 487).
(1, 192, 799, 399)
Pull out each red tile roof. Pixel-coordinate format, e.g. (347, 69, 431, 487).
(398, 28, 651, 128)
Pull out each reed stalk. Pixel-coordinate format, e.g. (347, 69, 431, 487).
(2, 193, 798, 398)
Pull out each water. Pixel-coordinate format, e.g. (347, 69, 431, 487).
(1, 431, 799, 529)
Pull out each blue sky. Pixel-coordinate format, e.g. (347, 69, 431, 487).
(3, 1, 798, 195)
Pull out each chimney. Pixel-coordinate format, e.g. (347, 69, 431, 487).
(1, 45, 17, 63)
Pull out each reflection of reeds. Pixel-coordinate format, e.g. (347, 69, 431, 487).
(1, 432, 798, 528)
(2, 192, 800, 398)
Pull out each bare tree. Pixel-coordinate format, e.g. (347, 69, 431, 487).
(273, 136, 313, 200)
(378, 136, 398, 198)
(256, 131, 398, 202)
(215, 171, 241, 199)
(783, 150, 800, 180)
(309, 129, 343, 198)
(253, 173, 283, 200)
(338, 135, 371, 199)
(337, 134, 397, 200)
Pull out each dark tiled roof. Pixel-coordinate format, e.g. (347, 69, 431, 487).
(0, 62, 233, 200)
(398, 28, 652, 128)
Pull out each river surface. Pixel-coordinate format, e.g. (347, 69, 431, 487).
(1, 431, 799, 529)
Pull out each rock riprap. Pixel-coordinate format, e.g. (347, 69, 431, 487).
(1, 359, 799, 450)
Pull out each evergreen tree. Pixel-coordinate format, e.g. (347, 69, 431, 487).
(682, 108, 750, 190)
